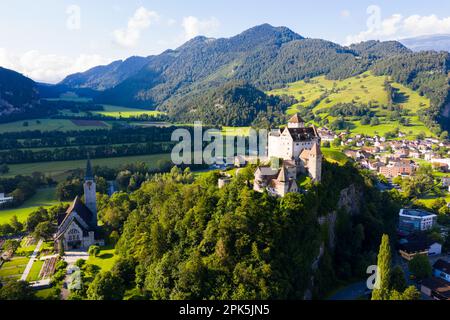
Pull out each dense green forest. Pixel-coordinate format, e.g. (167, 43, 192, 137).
(64, 161, 401, 300)
(163, 82, 293, 127)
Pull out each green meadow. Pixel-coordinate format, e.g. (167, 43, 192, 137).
(94, 105, 164, 118)
(86, 246, 118, 272)
(0, 187, 59, 224)
(268, 71, 434, 138)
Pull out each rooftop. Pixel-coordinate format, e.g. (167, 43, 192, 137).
(400, 209, 436, 218)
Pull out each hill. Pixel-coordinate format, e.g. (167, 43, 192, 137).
(0, 67, 38, 117)
(401, 34, 450, 52)
(268, 72, 434, 138)
(162, 81, 293, 127)
(60, 56, 151, 91)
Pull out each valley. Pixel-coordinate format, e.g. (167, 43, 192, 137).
(1, 20, 450, 303)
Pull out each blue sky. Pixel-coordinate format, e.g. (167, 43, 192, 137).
(1, 0, 450, 83)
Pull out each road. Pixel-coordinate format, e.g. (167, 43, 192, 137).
(328, 281, 368, 300)
(20, 239, 43, 281)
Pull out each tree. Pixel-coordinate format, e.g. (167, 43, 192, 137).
(408, 255, 432, 280)
(0, 281, 35, 300)
(33, 221, 54, 240)
(388, 286, 420, 300)
(26, 207, 49, 232)
(112, 257, 137, 284)
(370, 117, 380, 126)
(75, 259, 86, 269)
(401, 286, 421, 300)
(390, 265, 407, 292)
(86, 271, 125, 300)
(372, 234, 391, 300)
(9, 215, 23, 233)
(88, 245, 100, 257)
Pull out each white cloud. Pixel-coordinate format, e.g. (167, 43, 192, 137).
(181, 16, 220, 40)
(167, 18, 177, 27)
(113, 7, 160, 47)
(345, 14, 450, 45)
(0, 49, 111, 83)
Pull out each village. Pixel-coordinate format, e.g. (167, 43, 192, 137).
(317, 127, 450, 190)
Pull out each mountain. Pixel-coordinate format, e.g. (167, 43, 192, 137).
(0, 67, 39, 117)
(400, 35, 450, 52)
(92, 24, 412, 109)
(3, 23, 448, 132)
(60, 56, 151, 90)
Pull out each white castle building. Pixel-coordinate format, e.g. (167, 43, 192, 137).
(254, 114, 323, 197)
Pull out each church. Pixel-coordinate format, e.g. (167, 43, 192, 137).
(54, 158, 104, 251)
(253, 114, 323, 197)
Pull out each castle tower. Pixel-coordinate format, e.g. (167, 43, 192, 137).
(288, 113, 305, 129)
(83, 157, 97, 226)
(308, 143, 323, 182)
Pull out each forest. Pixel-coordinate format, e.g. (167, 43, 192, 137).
(55, 161, 402, 300)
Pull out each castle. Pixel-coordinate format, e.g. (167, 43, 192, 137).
(55, 158, 103, 251)
(253, 114, 323, 197)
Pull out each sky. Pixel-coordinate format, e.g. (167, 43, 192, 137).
(1, 0, 450, 83)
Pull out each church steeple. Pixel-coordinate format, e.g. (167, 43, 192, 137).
(83, 157, 97, 226)
(85, 156, 94, 181)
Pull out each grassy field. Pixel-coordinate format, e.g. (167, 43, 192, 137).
(26, 259, 44, 282)
(321, 147, 350, 165)
(86, 246, 118, 272)
(268, 71, 434, 138)
(94, 105, 164, 118)
(0, 119, 111, 133)
(0, 257, 29, 282)
(4, 153, 172, 180)
(0, 187, 58, 224)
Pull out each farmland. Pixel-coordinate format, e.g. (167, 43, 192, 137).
(3, 153, 172, 180)
(0, 119, 111, 133)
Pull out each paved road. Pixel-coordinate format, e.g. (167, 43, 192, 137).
(20, 239, 43, 281)
(328, 281, 369, 300)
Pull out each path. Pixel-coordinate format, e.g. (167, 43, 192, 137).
(328, 281, 368, 300)
(20, 239, 43, 281)
(60, 250, 89, 300)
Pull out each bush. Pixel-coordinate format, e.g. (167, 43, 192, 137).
(75, 259, 86, 268)
(88, 245, 100, 257)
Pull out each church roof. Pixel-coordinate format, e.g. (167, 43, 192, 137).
(289, 113, 304, 124)
(59, 196, 94, 228)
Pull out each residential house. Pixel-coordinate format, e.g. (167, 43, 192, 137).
(421, 277, 450, 300)
(433, 259, 450, 283)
